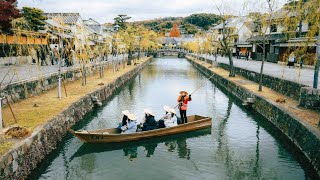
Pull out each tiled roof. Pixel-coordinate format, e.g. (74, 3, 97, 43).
(44, 13, 81, 25)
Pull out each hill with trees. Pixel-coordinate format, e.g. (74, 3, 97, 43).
(130, 13, 221, 35)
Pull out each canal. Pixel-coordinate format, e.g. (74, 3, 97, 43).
(30, 57, 316, 179)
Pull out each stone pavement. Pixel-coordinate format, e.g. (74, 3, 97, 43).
(198, 54, 319, 89)
(0, 54, 137, 86)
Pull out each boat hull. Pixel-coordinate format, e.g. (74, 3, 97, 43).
(69, 115, 212, 143)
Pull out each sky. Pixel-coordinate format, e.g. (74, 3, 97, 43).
(17, 0, 286, 23)
(17, 0, 246, 23)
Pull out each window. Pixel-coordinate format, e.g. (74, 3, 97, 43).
(270, 24, 277, 33)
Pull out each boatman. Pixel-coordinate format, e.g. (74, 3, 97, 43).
(177, 91, 192, 124)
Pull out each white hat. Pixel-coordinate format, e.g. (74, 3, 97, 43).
(122, 110, 130, 116)
(164, 106, 171, 112)
(128, 114, 137, 121)
(169, 108, 176, 114)
(144, 109, 155, 116)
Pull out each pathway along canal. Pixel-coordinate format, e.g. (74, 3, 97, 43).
(30, 57, 317, 179)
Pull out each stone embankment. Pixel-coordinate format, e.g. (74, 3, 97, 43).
(0, 58, 152, 179)
(186, 56, 320, 177)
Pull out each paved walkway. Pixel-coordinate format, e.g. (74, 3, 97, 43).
(0, 54, 138, 86)
(197, 54, 319, 88)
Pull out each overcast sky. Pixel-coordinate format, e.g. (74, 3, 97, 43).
(17, 0, 286, 23)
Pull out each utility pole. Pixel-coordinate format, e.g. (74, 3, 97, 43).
(313, 31, 320, 89)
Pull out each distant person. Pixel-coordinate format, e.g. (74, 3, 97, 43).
(49, 49, 55, 65)
(41, 46, 48, 66)
(31, 47, 37, 65)
(53, 45, 59, 65)
(121, 114, 138, 134)
(245, 51, 249, 61)
(177, 91, 192, 124)
(288, 52, 295, 68)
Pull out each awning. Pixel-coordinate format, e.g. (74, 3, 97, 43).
(273, 42, 316, 47)
(237, 44, 252, 48)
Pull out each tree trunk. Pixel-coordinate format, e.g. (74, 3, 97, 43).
(227, 48, 235, 77)
(128, 51, 132, 65)
(259, 39, 266, 91)
(313, 33, 320, 88)
(82, 64, 86, 86)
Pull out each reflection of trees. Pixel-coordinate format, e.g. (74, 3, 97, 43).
(214, 99, 266, 179)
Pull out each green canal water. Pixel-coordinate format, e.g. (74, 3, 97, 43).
(30, 57, 317, 179)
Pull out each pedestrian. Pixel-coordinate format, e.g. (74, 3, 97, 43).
(53, 45, 59, 65)
(300, 56, 304, 69)
(245, 51, 249, 61)
(177, 91, 192, 124)
(41, 46, 48, 66)
(31, 47, 37, 65)
(49, 49, 55, 65)
(288, 52, 295, 68)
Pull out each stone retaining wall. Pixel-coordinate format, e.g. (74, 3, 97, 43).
(300, 87, 320, 109)
(0, 58, 152, 179)
(186, 56, 320, 177)
(191, 55, 307, 101)
(1, 63, 107, 105)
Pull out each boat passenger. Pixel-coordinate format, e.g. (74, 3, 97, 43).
(122, 114, 138, 134)
(117, 110, 130, 132)
(163, 106, 178, 128)
(177, 91, 192, 124)
(142, 109, 158, 131)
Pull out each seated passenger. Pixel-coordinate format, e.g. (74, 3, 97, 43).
(142, 109, 157, 131)
(117, 110, 130, 132)
(121, 114, 138, 134)
(163, 106, 178, 128)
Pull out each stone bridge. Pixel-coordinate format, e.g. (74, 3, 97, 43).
(155, 49, 187, 58)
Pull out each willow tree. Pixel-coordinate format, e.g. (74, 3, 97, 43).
(246, 0, 280, 91)
(140, 28, 159, 58)
(213, 0, 236, 77)
(119, 26, 137, 65)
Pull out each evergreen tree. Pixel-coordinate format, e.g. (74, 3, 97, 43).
(114, 14, 131, 30)
(21, 7, 47, 31)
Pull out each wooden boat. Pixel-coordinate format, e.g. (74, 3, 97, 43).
(69, 115, 212, 143)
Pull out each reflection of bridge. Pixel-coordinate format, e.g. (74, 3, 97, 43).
(155, 49, 187, 57)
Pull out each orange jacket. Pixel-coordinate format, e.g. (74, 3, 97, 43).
(177, 95, 191, 110)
